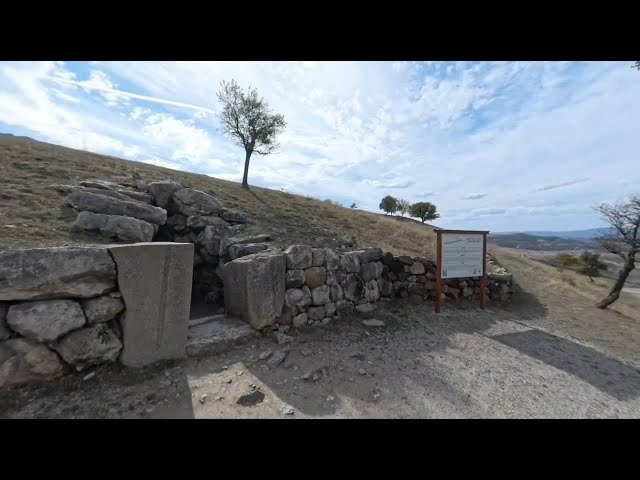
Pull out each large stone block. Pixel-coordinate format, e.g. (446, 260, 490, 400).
(285, 245, 313, 270)
(286, 270, 305, 288)
(228, 243, 269, 260)
(7, 300, 86, 342)
(360, 262, 384, 282)
(0, 338, 64, 388)
(170, 188, 224, 216)
(339, 252, 361, 273)
(324, 248, 340, 270)
(285, 286, 312, 309)
(326, 270, 345, 286)
(0, 247, 116, 301)
(147, 180, 182, 209)
(409, 262, 426, 275)
(187, 215, 230, 231)
(224, 250, 286, 330)
(54, 323, 122, 371)
(81, 294, 124, 324)
(311, 285, 331, 305)
(330, 284, 344, 302)
(377, 278, 393, 297)
(357, 247, 383, 264)
(109, 242, 194, 367)
(73, 211, 155, 242)
(304, 266, 326, 289)
(342, 273, 364, 301)
(311, 249, 325, 267)
(65, 190, 167, 225)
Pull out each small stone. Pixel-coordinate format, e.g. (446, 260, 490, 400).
(200, 394, 208, 404)
(280, 404, 295, 416)
(82, 372, 96, 381)
(358, 368, 366, 375)
(236, 370, 244, 376)
(362, 319, 385, 327)
(222, 365, 228, 370)
(301, 371, 312, 380)
(300, 348, 312, 356)
(267, 350, 287, 368)
(327, 396, 335, 402)
(259, 350, 273, 360)
(225, 378, 232, 384)
(274, 331, 294, 345)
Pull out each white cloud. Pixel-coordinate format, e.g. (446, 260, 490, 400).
(1, 60, 639, 232)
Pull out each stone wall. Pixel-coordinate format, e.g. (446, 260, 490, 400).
(223, 245, 513, 330)
(0, 242, 194, 388)
(0, 247, 124, 388)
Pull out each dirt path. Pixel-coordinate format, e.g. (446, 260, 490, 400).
(2, 288, 640, 418)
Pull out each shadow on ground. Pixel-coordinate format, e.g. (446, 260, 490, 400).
(492, 329, 640, 401)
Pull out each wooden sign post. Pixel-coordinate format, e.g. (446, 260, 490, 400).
(435, 229, 489, 313)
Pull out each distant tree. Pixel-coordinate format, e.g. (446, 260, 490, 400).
(397, 199, 411, 217)
(350, 202, 358, 209)
(410, 202, 439, 223)
(216, 79, 286, 188)
(557, 253, 580, 268)
(593, 194, 640, 308)
(578, 251, 608, 282)
(634, 61, 640, 70)
(379, 195, 398, 215)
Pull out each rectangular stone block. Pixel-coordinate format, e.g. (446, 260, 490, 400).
(109, 242, 194, 367)
(224, 250, 286, 330)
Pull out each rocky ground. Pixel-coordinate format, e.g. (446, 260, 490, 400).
(3, 281, 640, 418)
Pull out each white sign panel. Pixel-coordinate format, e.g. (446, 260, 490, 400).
(441, 233, 485, 279)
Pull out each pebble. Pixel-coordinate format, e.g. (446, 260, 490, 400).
(327, 396, 335, 402)
(222, 366, 228, 370)
(236, 370, 244, 376)
(200, 394, 208, 404)
(300, 348, 313, 357)
(280, 404, 295, 416)
(358, 369, 366, 375)
(82, 372, 96, 381)
(267, 350, 287, 368)
(225, 379, 233, 384)
(259, 350, 273, 360)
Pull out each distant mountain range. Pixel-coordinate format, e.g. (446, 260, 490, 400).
(493, 228, 614, 240)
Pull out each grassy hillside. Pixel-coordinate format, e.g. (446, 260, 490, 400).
(0, 134, 436, 257)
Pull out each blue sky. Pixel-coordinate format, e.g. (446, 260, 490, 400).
(0, 61, 638, 232)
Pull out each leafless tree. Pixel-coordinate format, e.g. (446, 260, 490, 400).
(397, 199, 411, 217)
(216, 79, 286, 188)
(593, 194, 640, 308)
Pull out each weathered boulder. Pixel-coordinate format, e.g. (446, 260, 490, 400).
(409, 262, 426, 275)
(390, 260, 405, 274)
(171, 188, 223, 216)
(377, 278, 393, 297)
(358, 248, 383, 264)
(81, 294, 124, 324)
(381, 252, 394, 266)
(304, 266, 326, 289)
(324, 248, 340, 270)
(311, 249, 325, 267)
(0, 303, 10, 340)
(285, 287, 312, 309)
(147, 180, 182, 209)
(330, 284, 344, 302)
(228, 243, 269, 260)
(364, 279, 380, 302)
(54, 324, 122, 371)
(325, 270, 345, 286)
(224, 250, 286, 330)
(286, 270, 305, 288)
(292, 313, 308, 328)
(0, 247, 116, 301)
(407, 275, 417, 283)
(285, 245, 313, 270)
(7, 300, 86, 343)
(73, 211, 155, 242)
(489, 272, 513, 283)
(311, 285, 331, 306)
(447, 287, 460, 299)
(342, 273, 364, 302)
(360, 261, 384, 282)
(462, 287, 474, 297)
(339, 252, 360, 273)
(65, 190, 167, 225)
(221, 210, 247, 223)
(119, 189, 154, 205)
(0, 338, 65, 387)
(197, 225, 244, 257)
(307, 306, 325, 321)
(219, 234, 271, 257)
(398, 256, 414, 265)
(187, 215, 230, 232)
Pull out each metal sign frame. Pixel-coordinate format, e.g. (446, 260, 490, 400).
(435, 229, 489, 313)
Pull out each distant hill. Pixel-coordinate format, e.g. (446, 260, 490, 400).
(487, 232, 598, 251)
(494, 227, 613, 240)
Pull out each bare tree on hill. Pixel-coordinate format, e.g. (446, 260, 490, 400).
(216, 79, 286, 188)
(593, 194, 639, 309)
(397, 199, 411, 217)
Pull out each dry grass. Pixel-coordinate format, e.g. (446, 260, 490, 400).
(0, 134, 435, 257)
(492, 246, 640, 322)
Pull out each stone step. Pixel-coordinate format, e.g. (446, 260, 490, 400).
(186, 315, 256, 358)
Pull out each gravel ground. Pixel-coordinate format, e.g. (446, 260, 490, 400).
(2, 294, 640, 419)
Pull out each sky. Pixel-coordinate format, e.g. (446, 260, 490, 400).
(0, 61, 638, 232)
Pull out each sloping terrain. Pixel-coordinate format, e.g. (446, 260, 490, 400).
(0, 134, 435, 257)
